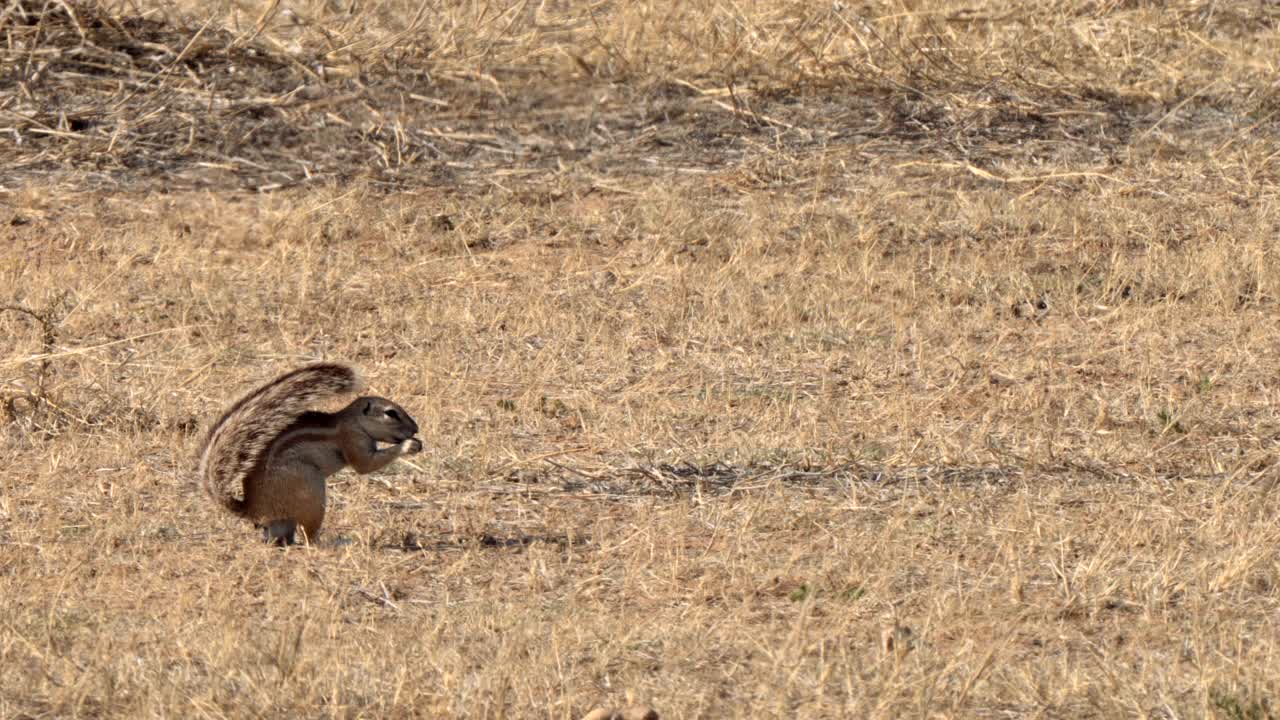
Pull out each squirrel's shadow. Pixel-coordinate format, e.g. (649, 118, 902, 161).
(374, 531, 579, 553)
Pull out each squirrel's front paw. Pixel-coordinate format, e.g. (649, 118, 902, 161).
(400, 437, 424, 455)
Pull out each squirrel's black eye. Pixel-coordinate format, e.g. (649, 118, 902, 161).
(385, 409, 400, 421)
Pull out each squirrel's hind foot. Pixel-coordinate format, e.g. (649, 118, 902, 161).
(261, 519, 299, 546)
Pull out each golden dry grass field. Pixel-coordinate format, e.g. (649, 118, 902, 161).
(5, 0, 1280, 717)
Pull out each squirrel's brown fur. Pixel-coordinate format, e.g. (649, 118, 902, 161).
(198, 363, 364, 515)
(197, 363, 422, 544)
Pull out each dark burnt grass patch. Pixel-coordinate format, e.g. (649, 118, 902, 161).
(7, 0, 1276, 193)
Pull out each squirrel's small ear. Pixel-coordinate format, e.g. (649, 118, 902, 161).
(362, 400, 372, 415)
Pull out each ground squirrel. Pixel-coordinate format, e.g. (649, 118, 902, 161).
(198, 363, 423, 545)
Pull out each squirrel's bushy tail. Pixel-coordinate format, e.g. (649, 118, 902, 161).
(197, 363, 365, 515)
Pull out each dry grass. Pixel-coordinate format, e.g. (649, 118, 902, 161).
(5, 0, 1280, 717)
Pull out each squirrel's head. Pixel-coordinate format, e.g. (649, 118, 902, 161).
(352, 396, 420, 443)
